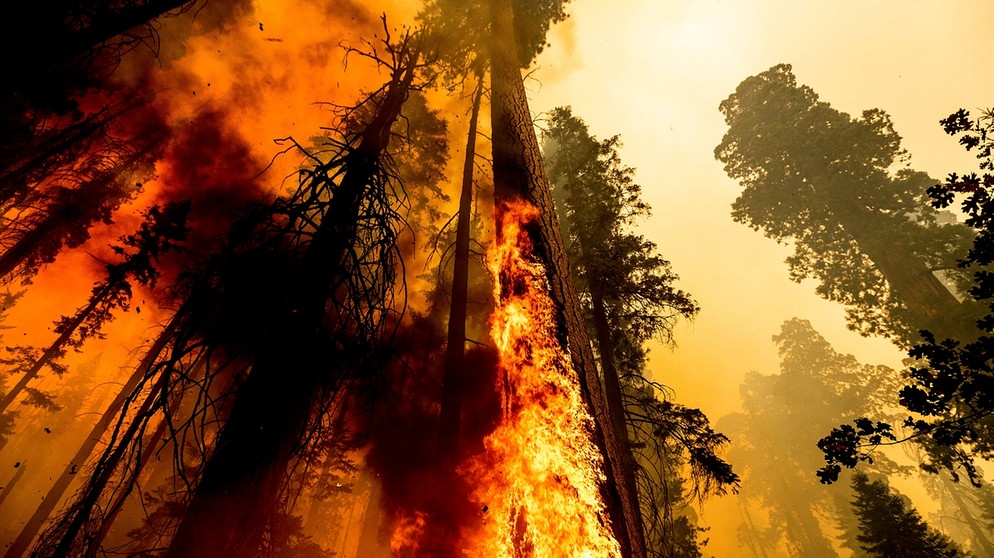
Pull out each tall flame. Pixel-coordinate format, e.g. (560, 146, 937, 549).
(459, 200, 621, 557)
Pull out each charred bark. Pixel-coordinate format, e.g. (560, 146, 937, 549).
(488, 0, 646, 554)
(438, 74, 485, 459)
(164, 47, 419, 558)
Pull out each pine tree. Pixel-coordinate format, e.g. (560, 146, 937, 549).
(851, 471, 965, 557)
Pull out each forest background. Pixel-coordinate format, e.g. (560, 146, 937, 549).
(1, 0, 993, 557)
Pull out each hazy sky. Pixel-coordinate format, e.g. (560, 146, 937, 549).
(527, 2, 994, 553)
(3, 2, 993, 555)
(531, 0, 994, 418)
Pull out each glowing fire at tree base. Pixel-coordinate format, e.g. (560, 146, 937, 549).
(458, 201, 621, 557)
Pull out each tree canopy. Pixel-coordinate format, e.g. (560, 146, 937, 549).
(850, 471, 965, 558)
(716, 64, 978, 346)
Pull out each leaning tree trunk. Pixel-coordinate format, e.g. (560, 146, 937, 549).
(488, 0, 646, 555)
(0, 103, 129, 206)
(0, 139, 155, 282)
(839, 200, 976, 343)
(438, 74, 485, 459)
(7, 318, 177, 558)
(589, 279, 644, 536)
(0, 273, 124, 415)
(9, 0, 195, 73)
(164, 51, 419, 558)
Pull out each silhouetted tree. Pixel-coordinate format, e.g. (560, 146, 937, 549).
(542, 106, 734, 557)
(0, 129, 164, 284)
(720, 319, 902, 557)
(161, 24, 431, 558)
(819, 108, 994, 486)
(850, 471, 965, 557)
(438, 75, 485, 458)
(716, 64, 978, 347)
(0, 201, 189, 418)
(0, 0, 197, 148)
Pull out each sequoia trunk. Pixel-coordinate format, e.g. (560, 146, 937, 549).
(488, 0, 646, 554)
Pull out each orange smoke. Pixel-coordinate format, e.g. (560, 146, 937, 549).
(390, 510, 428, 554)
(458, 200, 621, 557)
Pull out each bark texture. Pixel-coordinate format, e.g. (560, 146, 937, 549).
(488, 0, 646, 554)
(839, 200, 974, 342)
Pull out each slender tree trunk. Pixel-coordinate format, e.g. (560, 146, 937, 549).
(13, 0, 194, 72)
(164, 51, 419, 558)
(488, 0, 646, 554)
(356, 471, 390, 558)
(438, 74, 485, 459)
(0, 276, 123, 415)
(944, 479, 994, 557)
(0, 460, 27, 511)
(0, 104, 126, 204)
(4, 319, 177, 558)
(81, 370, 189, 558)
(738, 502, 772, 558)
(589, 281, 644, 535)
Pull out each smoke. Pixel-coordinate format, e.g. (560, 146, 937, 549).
(360, 313, 501, 556)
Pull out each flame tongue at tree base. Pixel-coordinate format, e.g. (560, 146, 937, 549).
(459, 200, 621, 557)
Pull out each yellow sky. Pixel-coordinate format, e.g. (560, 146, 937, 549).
(529, 2, 994, 553)
(3, 2, 993, 555)
(531, 0, 994, 417)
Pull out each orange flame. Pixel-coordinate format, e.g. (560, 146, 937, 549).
(390, 510, 428, 554)
(459, 200, 621, 557)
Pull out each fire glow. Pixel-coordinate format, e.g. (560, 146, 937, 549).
(459, 201, 621, 557)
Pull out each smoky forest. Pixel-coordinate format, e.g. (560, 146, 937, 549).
(0, 1, 992, 557)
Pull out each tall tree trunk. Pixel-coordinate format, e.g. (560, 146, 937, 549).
(738, 502, 773, 558)
(589, 281, 644, 538)
(438, 74, 485, 459)
(164, 50, 419, 558)
(488, 0, 646, 555)
(4, 0, 195, 75)
(944, 478, 994, 557)
(840, 201, 975, 343)
(0, 460, 27, 511)
(5, 318, 177, 558)
(0, 103, 128, 205)
(81, 369, 189, 558)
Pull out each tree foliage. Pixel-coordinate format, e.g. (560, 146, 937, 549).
(819, 108, 994, 487)
(850, 471, 965, 557)
(720, 318, 903, 556)
(542, 106, 732, 557)
(716, 64, 978, 346)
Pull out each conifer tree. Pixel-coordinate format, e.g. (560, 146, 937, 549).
(851, 471, 965, 557)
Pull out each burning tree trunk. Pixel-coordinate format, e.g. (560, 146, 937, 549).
(438, 74, 485, 458)
(487, 0, 646, 554)
(164, 37, 421, 558)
